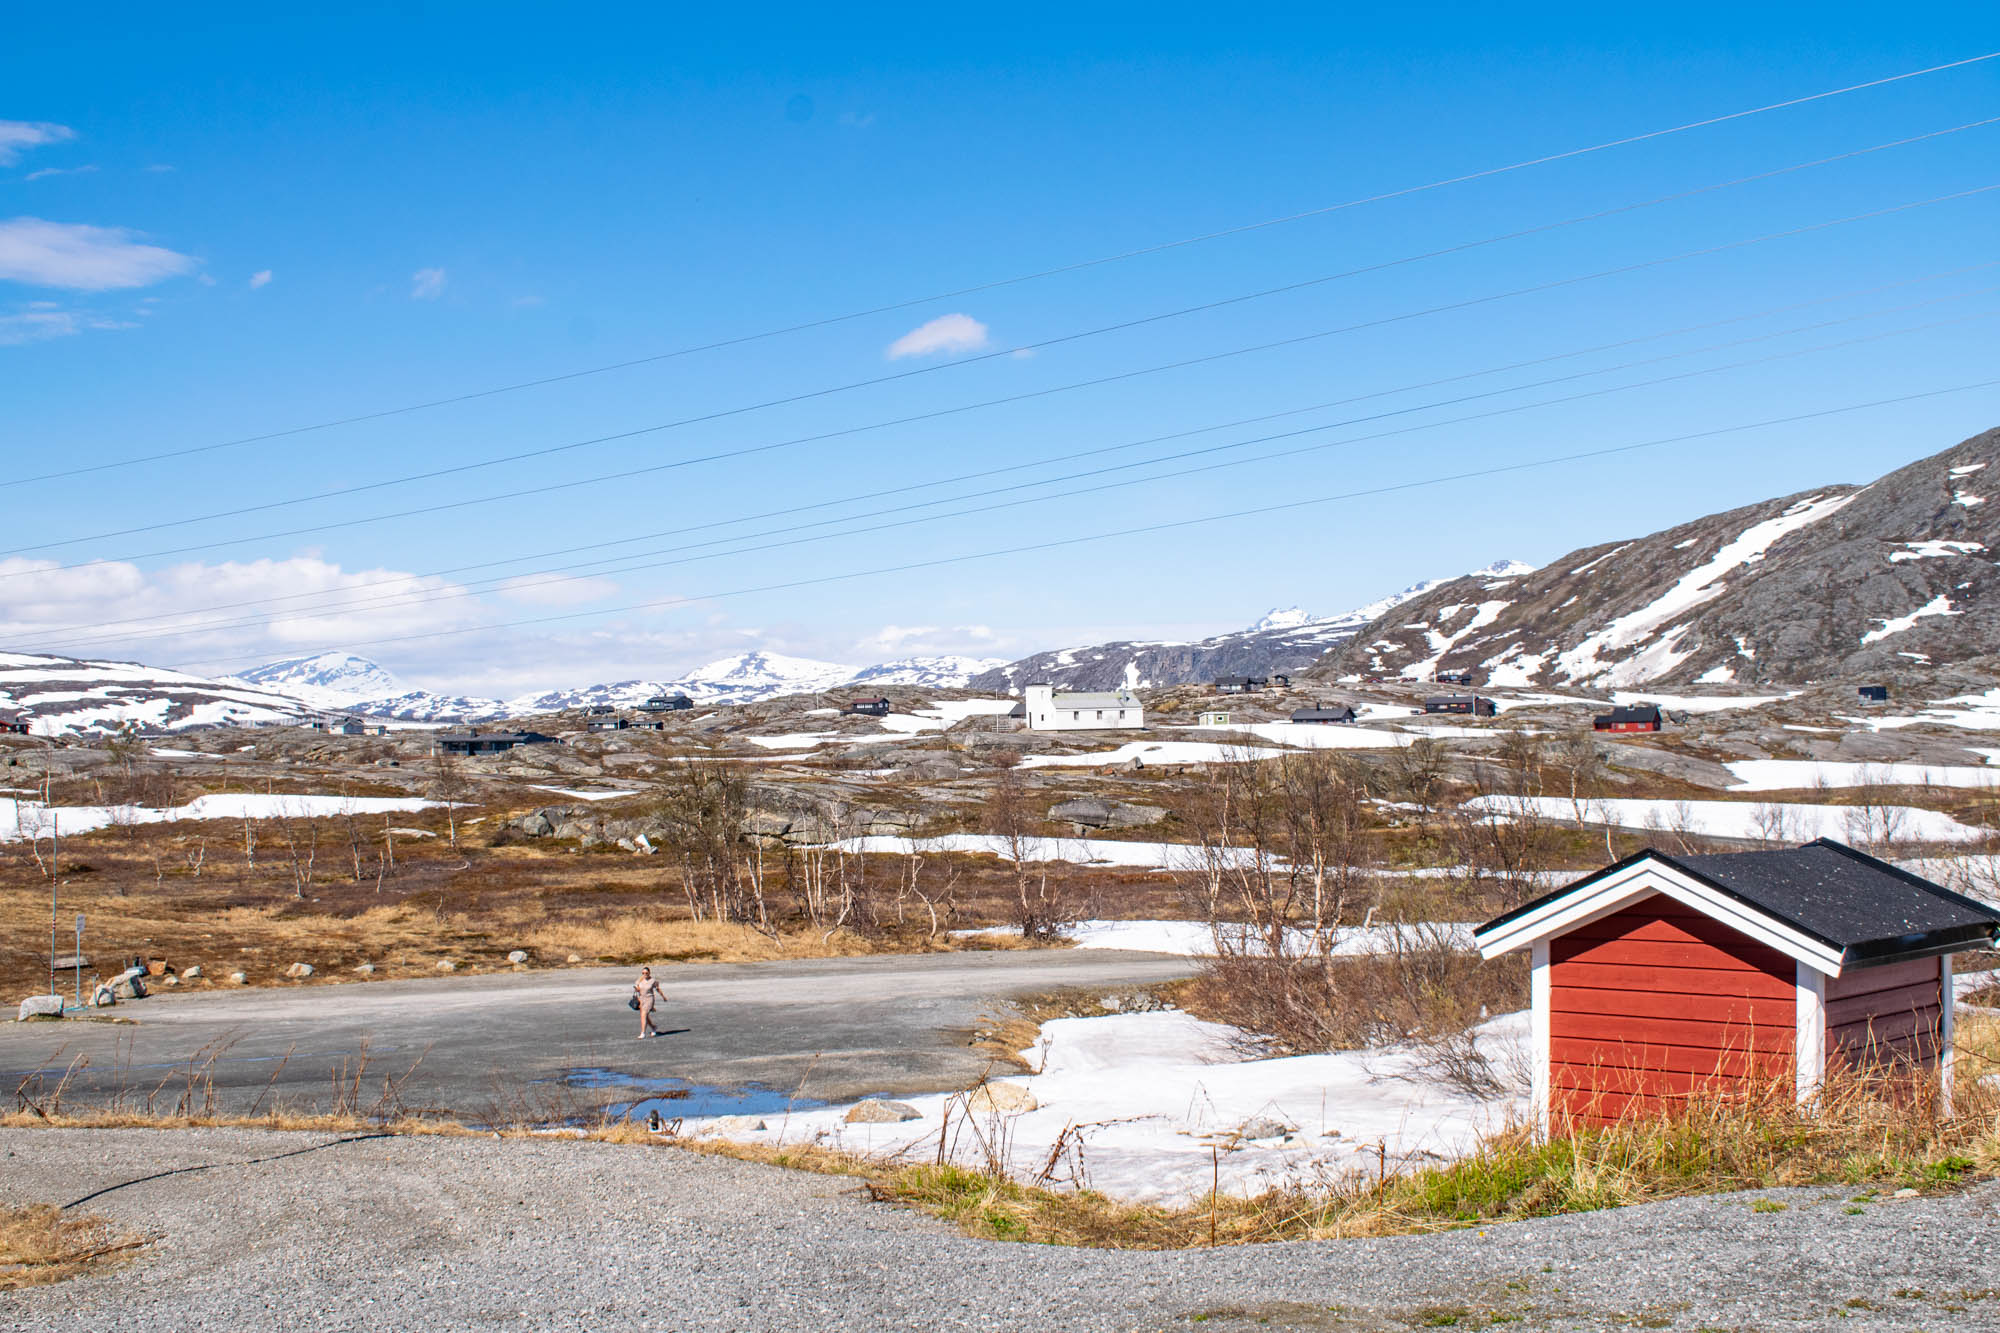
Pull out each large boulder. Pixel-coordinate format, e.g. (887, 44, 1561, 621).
(844, 1099, 922, 1124)
(284, 962, 315, 979)
(16, 994, 64, 1021)
(965, 1083, 1037, 1114)
(1050, 798, 1169, 830)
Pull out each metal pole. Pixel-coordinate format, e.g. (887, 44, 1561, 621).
(49, 810, 58, 1001)
(74, 914, 84, 1009)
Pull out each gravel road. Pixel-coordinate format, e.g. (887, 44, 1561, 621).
(0, 949, 1195, 1118)
(5, 1127, 1998, 1331)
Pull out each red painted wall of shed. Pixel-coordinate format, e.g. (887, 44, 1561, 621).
(1825, 956, 1942, 1071)
(1548, 896, 1795, 1128)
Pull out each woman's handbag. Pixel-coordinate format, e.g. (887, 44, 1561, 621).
(628, 994, 642, 1011)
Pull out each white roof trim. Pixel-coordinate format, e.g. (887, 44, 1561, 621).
(1474, 857, 1845, 976)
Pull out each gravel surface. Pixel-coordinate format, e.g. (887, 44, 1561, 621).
(6, 1128, 1999, 1331)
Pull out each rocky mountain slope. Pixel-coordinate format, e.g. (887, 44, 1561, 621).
(0, 652, 306, 733)
(968, 562, 1531, 693)
(1316, 425, 2000, 689)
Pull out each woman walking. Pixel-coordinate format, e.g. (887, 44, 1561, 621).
(632, 965, 668, 1039)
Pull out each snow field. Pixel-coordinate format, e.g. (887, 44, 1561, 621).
(1018, 740, 1288, 769)
(1183, 722, 1413, 750)
(828, 834, 1253, 870)
(0, 793, 439, 842)
(1465, 794, 1989, 844)
(683, 1009, 1529, 1205)
(1725, 759, 2000, 792)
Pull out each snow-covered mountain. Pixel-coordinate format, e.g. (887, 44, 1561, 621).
(967, 563, 1531, 694)
(230, 652, 403, 711)
(499, 651, 863, 714)
(1316, 428, 2000, 688)
(0, 651, 307, 734)
(846, 655, 1008, 688)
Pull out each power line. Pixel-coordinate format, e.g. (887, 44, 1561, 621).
(22, 263, 1989, 647)
(42, 305, 1996, 656)
(16, 118, 1991, 559)
(174, 376, 2000, 673)
(5, 51, 1993, 491)
(11, 179, 1994, 577)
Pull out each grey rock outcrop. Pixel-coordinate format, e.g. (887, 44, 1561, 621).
(844, 1099, 922, 1124)
(17, 994, 64, 1020)
(965, 1083, 1037, 1114)
(1049, 798, 1168, 830)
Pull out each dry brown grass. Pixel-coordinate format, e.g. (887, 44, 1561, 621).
(0, 1203, 150, 1290)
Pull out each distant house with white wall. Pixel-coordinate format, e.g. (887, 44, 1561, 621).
(1022, 683, 1144, 731)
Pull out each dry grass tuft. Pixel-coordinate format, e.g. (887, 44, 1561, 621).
(0, 1204, 150, 1290)
(517, 916, 908, 965)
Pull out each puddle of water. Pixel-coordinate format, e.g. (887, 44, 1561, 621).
(556, 1066, 828, 1120)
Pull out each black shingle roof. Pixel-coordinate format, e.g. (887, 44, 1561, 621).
(1481, 839, 2000, 968)
(1595, 704, 1662, 725)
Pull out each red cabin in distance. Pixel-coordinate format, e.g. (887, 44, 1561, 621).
(1593, 704, 1663, 733)
(1475, 840, 2000, 1131)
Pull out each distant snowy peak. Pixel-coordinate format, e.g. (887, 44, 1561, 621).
(0, 651, 305, 734)
(677, 651, 858, 698)
(232, 652, 401, 709)
(1249, 607, 1313, 633)
(846, 655, 1009, 688)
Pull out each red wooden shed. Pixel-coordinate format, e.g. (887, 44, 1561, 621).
(1474, 840, 2000, 1131)
(1592, 704, 1663, 734)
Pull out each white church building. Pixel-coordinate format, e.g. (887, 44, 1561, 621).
(1021, 683, 1145, 731)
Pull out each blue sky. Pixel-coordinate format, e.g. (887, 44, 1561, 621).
(4, 4, 1998, 695)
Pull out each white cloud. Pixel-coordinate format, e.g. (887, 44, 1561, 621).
(410, 266, 446, 300)
(24, 164, 97, 182)
(885, 312, 989, 360)
(858, 624, 941, 653)
(0, 306, 136, 345)
(0, 217, 196, 290)
(0, 121, 74, 166)
(497, 574, 618, 606)
(249, 269, 272, 289)
(0, 555, 488, 668)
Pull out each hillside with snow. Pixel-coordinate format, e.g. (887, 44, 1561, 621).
(968, 562, 1530, 693)
(0, 652, 307, 734)
(1317, 426, 2000, 688)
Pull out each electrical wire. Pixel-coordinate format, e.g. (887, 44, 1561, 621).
(172, 376, 2000, 673)
(28, 291, 1996, 656)
(8, 49, 1991, 491)
(10, 178, 1994, 576)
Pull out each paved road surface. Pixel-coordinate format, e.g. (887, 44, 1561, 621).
(6, 1128, 1995, 1331)
(0, 950, 1194, 1120)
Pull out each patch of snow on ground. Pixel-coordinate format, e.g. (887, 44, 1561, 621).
(914, 698, 1018, 724)
(531, 786, 640, 802)
(1860, 688, 2000, 732)
(0, 794, 438, 842)
(681, 1009, 1527, 1204)
(1726, 760, 2000, 792)
(1887, 540, 1986, 562)
(1018, 741, 1287, 769)
(1465, 795, 1988, 844)
(828, 835, 1255, 870)
(1184, 722, 1412, 750)
(745, 731, 906, 749)
(1610, 691, 1790, 713)
(1860, 594, 1958, 645)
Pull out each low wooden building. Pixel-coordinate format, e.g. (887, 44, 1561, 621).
(1858, 684, 1890, 703)
(1435, 669, 1475, 686)
(1197, 710, 1232, 727)
(848, 697, 892, 717)
(0, 711, 31, 736)
(640, 694, 694, 712)
(1474, 840, 2000, 1132)
(1593, 704, 1663, 733)
(1213, 675, 1268, 694)
(432, 730, 556, 756)
(1424, 694, 1496, 718)
(1291, 705, 1357, 724)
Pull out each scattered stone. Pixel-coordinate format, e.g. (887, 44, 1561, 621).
(1891, 1187, 1921, 1199)
(17, 994, 64, 1021)
(566, 954, 583, 964)
(110, 968, 148, 1001)
(436, 960, 457, 972)
(161, 974, 180, 987)
(844, 1099, 921, 1124)
(183, 964, 202, 980)
(353, 963, 376, 975)
(705, 1115, 768, 1134)
(966, 1084, 1037, 1114)
(1236, 1117, 1296, 1141)
(91, 984, 116, 1007)
(144, 959, 168, 977)
(226, 971, 247, 986)
(284, 962, 315, 979)
(506, 950, 530, 965)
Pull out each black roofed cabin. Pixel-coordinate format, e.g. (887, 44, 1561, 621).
(640, 694, 694, 712)
(1291, 705, 1357, 724)
(1474, 839, 2000, 1132)
(1858, 684, 1890, 703)
(1435, 669, 1475, 686)
(1593, 704, 1663, 733)
(1424, 694, 1496, 717)
(431, 730, 556, 756)
(1213, 675, 1268, 694)
(848, 697, 892, 717)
